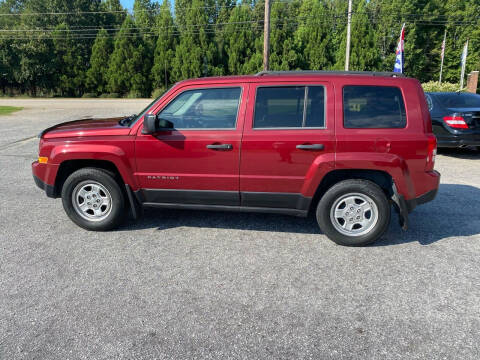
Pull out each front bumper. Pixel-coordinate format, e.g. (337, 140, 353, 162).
(33, 173, 56, 198)
(32, 161, 58, 198)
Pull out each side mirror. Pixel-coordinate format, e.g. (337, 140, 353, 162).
(158, 118, 174, 130)
(142, 114, 174, 134)
(142, 114, 158, 134)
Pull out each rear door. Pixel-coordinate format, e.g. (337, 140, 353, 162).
(135, 84, 247, 206)
(239, 81, 336, 211)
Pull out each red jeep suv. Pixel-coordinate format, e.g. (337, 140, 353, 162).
(32, 71, 440, 246)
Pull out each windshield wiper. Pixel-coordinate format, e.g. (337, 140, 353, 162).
(119, 114, 137, 126)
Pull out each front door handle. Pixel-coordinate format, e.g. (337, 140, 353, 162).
(296, 143, 324, 150)
(206, 144, 233, 150)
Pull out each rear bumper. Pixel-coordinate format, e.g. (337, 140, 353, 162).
(392, 170, 440, 230)
(405, 187, 438, 213)
(437, 134, 480, 148)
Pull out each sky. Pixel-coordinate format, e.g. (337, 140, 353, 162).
(120, 0, 163, 10)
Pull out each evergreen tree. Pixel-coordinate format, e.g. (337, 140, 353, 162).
(53, 23, 89, 96)
(14, 0, 56, 95)
(241, 0, 264, 74)
(224, 4, 256, 75)
(213, 0, 237, 74)
(132, 0, 156, 94)
(0, 0, 21, 94)
(1, 0, 479, 96)
(294, 0, 334, 70)
(86, 29, 114, 94)
(151, 0, 176, 92)
(440, 0, 480, 86)
(335, 0, 381, 71)
(107, 16, 150, 96)
(172, 0, 220, 81)
(100, 0, 127, 28)
(269, 0, 300, 71)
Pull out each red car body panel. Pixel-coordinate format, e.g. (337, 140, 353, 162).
(239, 80, 336, 197)
(133, 83, 248, 193)
(332, 76, 437, 199)
(33, 73, 440, 221)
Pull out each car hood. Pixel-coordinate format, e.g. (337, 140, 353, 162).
(40, 117, 132, 139)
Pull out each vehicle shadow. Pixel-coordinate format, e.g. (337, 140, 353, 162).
(120, 184, 480, 246)
(122, 207, 321, 235)
(438, 147, 479, 160)
(375, 183, 480, 246)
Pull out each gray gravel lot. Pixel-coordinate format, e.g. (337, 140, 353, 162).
(0, 99, 479, 359)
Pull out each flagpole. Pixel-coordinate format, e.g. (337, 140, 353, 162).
(345, 0, 353, 71)
(460, 40, 468, 90)
(439, 29, 446, 84)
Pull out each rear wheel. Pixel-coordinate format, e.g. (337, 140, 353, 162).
(316, 179, 391, 246)
(61, 168, 125, 231)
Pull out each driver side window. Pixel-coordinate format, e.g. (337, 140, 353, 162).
(159, 87, 242, 129)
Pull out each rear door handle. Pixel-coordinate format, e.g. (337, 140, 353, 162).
(206, 144, 233, 150)
(296, 144, 324, 150)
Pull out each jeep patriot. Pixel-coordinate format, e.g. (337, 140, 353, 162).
(33, 71, 440, 246)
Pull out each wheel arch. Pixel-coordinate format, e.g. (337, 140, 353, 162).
(53, 159, 125, 198)
(310, 169, 394, 212)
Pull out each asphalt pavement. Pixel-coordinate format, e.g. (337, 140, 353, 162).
(0, 99, 479, 359)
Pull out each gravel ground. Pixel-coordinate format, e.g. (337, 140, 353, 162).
(0, 99, 479, 359)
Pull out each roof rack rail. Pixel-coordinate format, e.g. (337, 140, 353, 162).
(255, 70, 405, 78)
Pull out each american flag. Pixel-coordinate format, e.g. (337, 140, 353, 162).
(440, 33, 446, 62)
(393, 23, 405, 73)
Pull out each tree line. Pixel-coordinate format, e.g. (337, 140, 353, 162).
(0, 0, 478, 98)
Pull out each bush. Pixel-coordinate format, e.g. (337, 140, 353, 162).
(126, 90, 142, 98)
(422, 81, 461, 93)
(99, 93, 120, 98)
(82, 93, 97, 98)
(151, 87, 167, 98)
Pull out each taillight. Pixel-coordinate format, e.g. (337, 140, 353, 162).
(443, 115, 469, 129)
(425, 135, 437, 171)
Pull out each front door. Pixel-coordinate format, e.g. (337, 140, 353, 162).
(135, 85, 247, 206)
(239, 81, 336, 211)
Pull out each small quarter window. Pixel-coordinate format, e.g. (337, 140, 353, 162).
(159, 87, 241, 129)
(343, 86, 406, 128)
(305, 87, 325, 127)
(254, 86, 325, 128)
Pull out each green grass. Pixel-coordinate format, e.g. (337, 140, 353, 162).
(0, 106, 23, 115)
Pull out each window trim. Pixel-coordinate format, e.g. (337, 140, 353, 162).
(155, 86, 243, 131)
(252, 84, 327, 130)
(342, 85, 407, 129)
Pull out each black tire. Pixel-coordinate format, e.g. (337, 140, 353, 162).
(316, 179, 391, 246)
(61, 167, 125, 231)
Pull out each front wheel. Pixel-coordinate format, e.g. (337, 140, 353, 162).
(316, 179, 391, 246)
(61, 168, 125, 231)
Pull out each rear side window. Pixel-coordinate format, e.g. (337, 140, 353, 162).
(343, 86, 406, 128)
(254, 86, 325, 128)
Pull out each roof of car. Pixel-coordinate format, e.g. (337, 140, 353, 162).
(176, 71, 410, 86)
(426, 92, 477, 95)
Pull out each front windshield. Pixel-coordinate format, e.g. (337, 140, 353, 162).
(434, 93, 480, 108)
